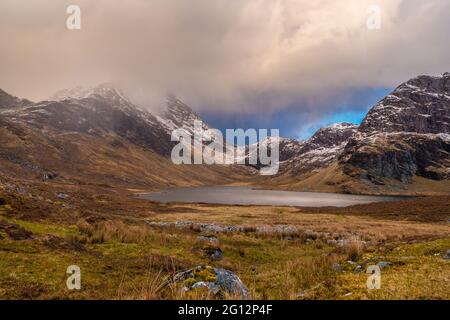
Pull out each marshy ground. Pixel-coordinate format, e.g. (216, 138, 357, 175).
(0, 183, 449, 300)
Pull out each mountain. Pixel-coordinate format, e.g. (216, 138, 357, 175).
(340, 73, 450, 185)
(265, 73, 450, 194)
(157, 94, 208, 134)
(0, 89, 32, 109)
(275, 122, 358, 174)
(1, 73, 449, 196)
(0, 85, 252, 190)
(359, 73, 450, 134)
(5, 84, 174, 156)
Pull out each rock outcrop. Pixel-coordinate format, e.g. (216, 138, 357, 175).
(172, 265, 251, 299)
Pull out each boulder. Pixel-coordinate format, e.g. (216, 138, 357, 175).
(57, 193, 69, 199)
(443, 250, 450, 260)
(197, 235, 218, 244)
(42, 172, 57, 180)
(172, 265, 251, 299)
(377, 261, 392, 269)
(203, 247, 223, 261)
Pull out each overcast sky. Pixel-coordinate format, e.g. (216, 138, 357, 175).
(1, 0, 449, 138)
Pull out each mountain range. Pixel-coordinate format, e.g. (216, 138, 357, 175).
(0, 73, 449, 195)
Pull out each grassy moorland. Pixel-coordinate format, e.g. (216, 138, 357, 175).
(0, 185, 449, 300)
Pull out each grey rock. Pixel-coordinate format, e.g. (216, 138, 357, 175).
(191, 281, 221, 295)
(331, 263, 342, 272)
(172, 266, 251, 299)
(354, 265, 364, 273)
(43, 172, 57, 180)
(342, 133, 450, 183)
(16, 187, 27, 195)
(214, 267, 251, 299)
(197, 235, 218, 244)
(443, 250, 450, 260)
(57, 193, 69, 199)
(203, 248, 223, 261)
(377, 261, 392, 268)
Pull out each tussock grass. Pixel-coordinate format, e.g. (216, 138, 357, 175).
(0, 194, 449, 300)
(76, 219, 153, 244)
(336, 241, 365, 262)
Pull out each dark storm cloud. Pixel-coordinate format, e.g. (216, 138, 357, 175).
(0, 0, 449, 133)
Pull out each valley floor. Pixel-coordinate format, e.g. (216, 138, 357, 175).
(0, 182, 449, 300)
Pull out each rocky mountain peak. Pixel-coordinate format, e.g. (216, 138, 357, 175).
(165, 95, 202, 121)
(50, 83, 131, 106)
(306, 122, 358, 150)
(0, 88, 32, 109)
(340, 73, 450, 184)
(158, 95, 209, 133)
(359, 72, 450, 134)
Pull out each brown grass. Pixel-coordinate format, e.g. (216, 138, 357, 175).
(76, 219, 153, 244)
(336, 241, 365, 262)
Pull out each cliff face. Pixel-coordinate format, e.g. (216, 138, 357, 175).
(341, 133, 450, 184)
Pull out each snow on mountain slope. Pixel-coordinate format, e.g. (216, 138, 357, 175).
(360, 73, 450, 134)
(47, 85, 241, 164)
(51, 84, 130, 104)
(340, 73, 450, 183)
(0, 89, 32, 109)
(2, 85, 174, 156)
(283, 122, 358, 173)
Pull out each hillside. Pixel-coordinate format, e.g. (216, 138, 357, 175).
(0, 85, 253, 195)
(263, 73, 450, 195)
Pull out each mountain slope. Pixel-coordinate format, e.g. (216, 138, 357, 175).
(0, 89, 32, 109)
(340, 73, 450, 185)
(360, 73, 450, 134)
(278, 122, 358, 174)
(264, 73, 450, 194)
(0, 85, 253, 191)
(1, 73, 449, 196)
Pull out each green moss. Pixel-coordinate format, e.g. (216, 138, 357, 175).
(194, 267, 217, 283)
(183, 278, 197, 288)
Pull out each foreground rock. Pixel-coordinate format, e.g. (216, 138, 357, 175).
(377, 261, 392, 269)
(147, 220, 369, 246)
(443, 250, 450, 260)
(148, 220, 310, 236)
(203, 247, 223, 261)
(171, 265, 251, 299)
(197, 235, 218, 244)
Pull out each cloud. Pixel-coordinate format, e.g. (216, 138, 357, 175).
(0, 0, 449, 129)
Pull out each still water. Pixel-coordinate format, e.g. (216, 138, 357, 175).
(137, 186, 401, 207)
